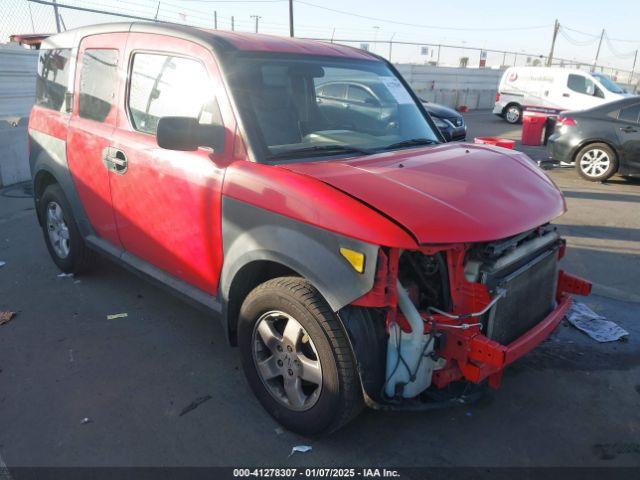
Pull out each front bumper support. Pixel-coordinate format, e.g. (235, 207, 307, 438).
(432, 270, 592, 389)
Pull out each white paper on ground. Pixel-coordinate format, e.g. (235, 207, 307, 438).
(566, 301, 628, 342)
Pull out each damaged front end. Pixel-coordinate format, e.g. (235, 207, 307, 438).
(344, 225, 592, 408)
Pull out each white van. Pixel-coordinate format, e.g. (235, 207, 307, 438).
(493, 67, 631, 124)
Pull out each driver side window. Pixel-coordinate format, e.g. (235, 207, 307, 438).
(567, 74, 597, 96)
(128, 53, 220, 135)
(347, 85, 378, 105)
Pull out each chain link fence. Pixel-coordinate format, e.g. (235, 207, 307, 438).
(2, 0, 639, 89)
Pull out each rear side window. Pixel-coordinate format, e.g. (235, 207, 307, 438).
(78, 49, 118, 122)
(128, 53, 217, 135)
(36, 48, 72, 112)
(618, 104, 640, 123)
(318, 83, 346, 99)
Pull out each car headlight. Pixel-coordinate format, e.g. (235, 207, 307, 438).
(432, 117, 452, 129)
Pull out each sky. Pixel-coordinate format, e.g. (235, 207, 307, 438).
(4, 0, 640, 72)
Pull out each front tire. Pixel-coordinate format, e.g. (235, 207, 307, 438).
(575, 143, 618, 182)
(238, 277, 362, 435)
(504, 104, 522, 124)
(39, 184, 95, 273)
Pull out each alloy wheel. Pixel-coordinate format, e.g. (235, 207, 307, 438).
(46, 201, 71, 259)
(579, 148, 611, 178)
(505, 106, 520, 123)
(252, 310, 322, 411)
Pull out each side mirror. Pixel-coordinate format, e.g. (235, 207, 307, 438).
(156, 116, 225, 152)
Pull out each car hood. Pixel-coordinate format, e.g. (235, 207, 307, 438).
(279, 143, 566, 244)
(422, 102, 460, 118)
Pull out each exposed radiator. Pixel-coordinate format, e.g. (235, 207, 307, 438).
(466, 230, 561, 345)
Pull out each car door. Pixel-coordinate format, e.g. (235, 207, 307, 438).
(616, 102, 640, 174)
(66, 33, 127, 247)
(345, 85, 385, 134)
(564, 73, 604, 110)
(108, 33, 236, 295)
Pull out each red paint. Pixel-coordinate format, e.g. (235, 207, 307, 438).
(108, 33, 236, 294)
(222, 161, 417, 249)
(199, 30, 375, 59)
(66, 33, 127, 248)
(282, 143, 566, 244)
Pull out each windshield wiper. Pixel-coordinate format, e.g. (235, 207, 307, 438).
(379, 138, 439, 151)
(267, 144, 373, 161)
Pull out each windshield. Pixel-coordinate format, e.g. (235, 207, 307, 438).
(225, 53, 440, 163)
(592, 73, 625, 94)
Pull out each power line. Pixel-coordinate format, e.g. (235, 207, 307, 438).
(295, 1, 551, 32)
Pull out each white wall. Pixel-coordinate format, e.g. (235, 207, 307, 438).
(0, 44, 38, 118)
(0, 44, 37, 187)
(395, 64, 504, 109)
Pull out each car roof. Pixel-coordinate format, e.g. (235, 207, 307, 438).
(40, 22, 377, 61)
(580, 96, 640, 114)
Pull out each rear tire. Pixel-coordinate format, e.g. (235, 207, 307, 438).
(504, 104, 522, 124)
(575, 143, 618, 182)
(238, 277, 362, 435)
(39, 184, 96, 274)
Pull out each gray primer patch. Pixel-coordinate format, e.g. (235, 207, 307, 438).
(220, 196, 379, 312)
(29, 129, 94, 236)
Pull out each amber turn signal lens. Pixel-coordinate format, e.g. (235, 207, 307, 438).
(339, 247, 365, 274)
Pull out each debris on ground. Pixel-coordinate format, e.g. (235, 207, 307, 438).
(566, 301, 629, 343)
(179, 394, 213, 417)
(289, 445, 312, 457)
(57, 273, 74, 278)
(0, 260, 5, 268)
(274, 427, 284, 435)
(106, 313, 128, 320)
(81, 417, 92, 425)
(0, 311, 16, 326)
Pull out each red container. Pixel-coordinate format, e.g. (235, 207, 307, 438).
(474, 136, 516, 149)
(521, 114, 546, 146)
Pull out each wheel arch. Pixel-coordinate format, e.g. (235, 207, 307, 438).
(33, 168, 60, 224)
(224, 257, 300, 346)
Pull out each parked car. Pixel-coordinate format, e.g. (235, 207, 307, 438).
(493, 66, 631, 124)
(547, 97, 640, 182)
(29, 23, 590, 435)
(314, 80, 465, 141)
(421, 99, 467, 141)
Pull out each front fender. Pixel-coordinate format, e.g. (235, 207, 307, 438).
(220, 196, 379, 312)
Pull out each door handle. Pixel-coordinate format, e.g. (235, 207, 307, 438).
(102, 147, 128, 174)
(620, 125, 638, 133)
(562, 93, 570, 97)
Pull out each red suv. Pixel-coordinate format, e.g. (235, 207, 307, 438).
(28, 23, 591, 435)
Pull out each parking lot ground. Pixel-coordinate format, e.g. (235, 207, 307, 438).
(0, 110, 639, 468)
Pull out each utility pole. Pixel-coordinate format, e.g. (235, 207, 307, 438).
(52, 0, 61, 33)
(388, 33, 396, 62)
(436, 44, 441, 66)
(231, 16, 235, 31)
(289, 0, 294, 37)
(546, 19, 559, 67)
(594, 28, 605, 69)
(631, 50, 638, 84)
(214, 11, 217, 29)
(250, 15, 261, 33)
